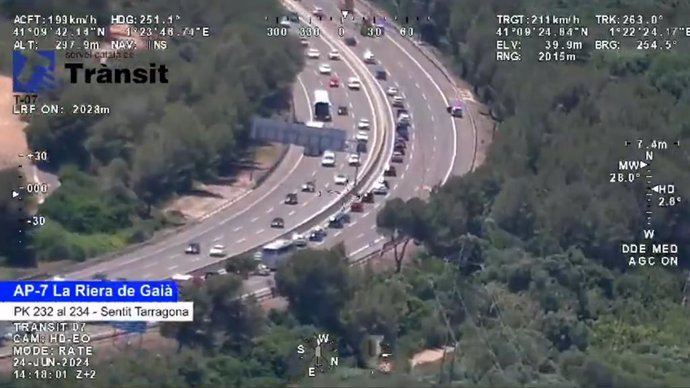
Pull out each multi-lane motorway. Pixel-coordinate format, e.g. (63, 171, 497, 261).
(63, 0, 477, 286)
(66, 10, 387, 281)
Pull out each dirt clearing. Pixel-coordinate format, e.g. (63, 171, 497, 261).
(163, 143, 288, 221)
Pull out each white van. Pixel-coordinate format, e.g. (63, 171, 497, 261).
(321, 150, 336, 166)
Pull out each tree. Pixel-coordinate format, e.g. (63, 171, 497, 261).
(275, 247, 353, 331)
(376, 198, 413, 272)
(160, 274, 264, 354)
(0, 0, 306, 264)
(225, 254, 257, 278)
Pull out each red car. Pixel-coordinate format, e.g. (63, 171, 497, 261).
(329, 77, 339, 87)
(350, 200, 364, 212)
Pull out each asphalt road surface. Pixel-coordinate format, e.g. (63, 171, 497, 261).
(235, 0, 478, 294)
(286, 0, 476, 259)
(65, 23, 384, 281)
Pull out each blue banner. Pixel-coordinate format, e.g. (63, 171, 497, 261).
(0, 281, 178, 302)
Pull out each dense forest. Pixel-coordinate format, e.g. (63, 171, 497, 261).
(3, 0, 690, 386)
(0, 0, 303, 266)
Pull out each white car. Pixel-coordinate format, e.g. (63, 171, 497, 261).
(307, 48, 320, 59)
(334, 174, 349, 185)
(372, 182, 388, 195)
(300, 38, 309, 46)
(347, 77, 361, 90)
(348, 153, 361, 166)
(363, 50, 375, 64)
(318, 63, 332, 74)
(328, 49, 340, 60)
(387, 86, 399, 96)
(256, 263, 271, 276)
(321, 150, 336, 167)
(279, 17, 291, 28)
(209, 244, 226, 257)
(356, 130, 369, 142)
(292, 233, 308, 247)
(392, 95, 405, 106)
(313, 7, 324, 17)
(397, 112, 410, 125)
(357, 118, 370, 129)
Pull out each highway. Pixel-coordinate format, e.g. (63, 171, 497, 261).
(279, 0, 475, 260)
(0, 2, 482, 357)
(63, 0, 478, 284)
(65, 20, 388, 281)
(233, 0, 477, 294)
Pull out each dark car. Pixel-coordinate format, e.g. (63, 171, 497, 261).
(92, 272, 108, 281)
(394, 142, 406, 153)
(185, 242, 201, 255)
(328, 212, 350, 228)
(344, 36, 357, 46)
(391, 151, 404, 163)
(271, 217, 285, 228)
(309, 227, 327, 241)
(361, 191, 374, 203)
(384, 165, 397, 177)
(338, 105, 348, 115)
(284, 193, 298, 205)
(350, 200, 364, 212)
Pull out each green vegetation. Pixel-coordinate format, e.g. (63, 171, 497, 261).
(3, 0, 690, 386)
(0, 0, 303, 266)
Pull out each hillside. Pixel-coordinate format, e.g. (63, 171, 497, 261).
(0, 0, 305, 266)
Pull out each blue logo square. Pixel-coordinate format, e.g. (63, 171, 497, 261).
(12, 50, 56, 93)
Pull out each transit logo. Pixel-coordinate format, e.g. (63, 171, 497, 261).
(13, 50, 169, 91)
(12, 50, 56, 93)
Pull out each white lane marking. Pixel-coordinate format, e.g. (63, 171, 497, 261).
(393, 183, 398, 190)
(381, 27, 459, 184)
(142, 273, 152, 279)
(334, 230, 342, 237)
(256, 229, 265, 234)
(356, 233, 364, 239)
(237, 237, 246, 243)
(251, 217, 259, 223)
(363, 211, 370, 217)
(401, 171, 406, 179)
(374, 203, 381, 208)
(213, 235, 222, 242)
(233, 226, 242, 232)
(143, 262, 156, 269)
(350, 245, 370, 256)
(168, 265, 178, 271)
(370, 224, 376, 230)
(192, 257, 201, 262)
(266, 207, 274, 214)
(289, 210, 296, 216)
(302, 202, 309, 207)
(415, 82, 420, 88)
(422, 93, 427, 100)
